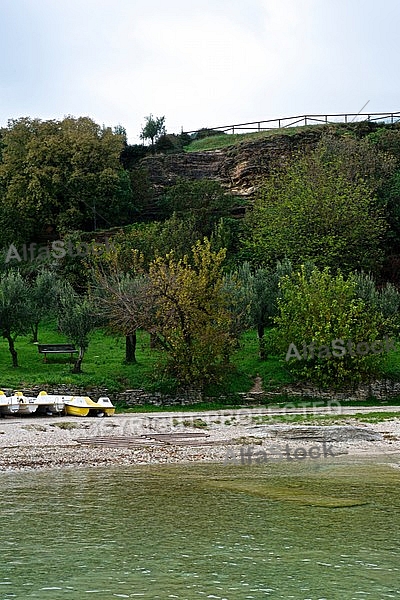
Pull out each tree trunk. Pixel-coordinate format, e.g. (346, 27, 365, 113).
(125, 332, 137, 363)
(257, 323, 266, 360)
(72, 346, 84, 374)
(31, 322, 39, 344)
(5, 333, 18, 368)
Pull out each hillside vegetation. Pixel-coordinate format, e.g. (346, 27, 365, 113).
(2, 116, 400, 396)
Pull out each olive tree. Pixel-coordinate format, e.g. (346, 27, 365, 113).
(0, 270, 33, 367)
(57, 285, 100, 373)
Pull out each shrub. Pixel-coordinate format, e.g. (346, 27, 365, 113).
(274, 266, 387, 388)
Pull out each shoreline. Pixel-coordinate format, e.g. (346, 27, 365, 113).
(1, 409, 400, 473)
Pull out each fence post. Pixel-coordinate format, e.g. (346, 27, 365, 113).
(305, 116, 307, 126)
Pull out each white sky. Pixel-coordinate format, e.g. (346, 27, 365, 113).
(0, 0, 399, 143)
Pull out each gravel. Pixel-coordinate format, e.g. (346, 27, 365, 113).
(1, 411, 400, 472)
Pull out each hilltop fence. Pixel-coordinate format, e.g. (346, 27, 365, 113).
(184, 111, 400, 136)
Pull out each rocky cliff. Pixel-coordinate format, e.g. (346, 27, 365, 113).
(140, 128, 324, 199)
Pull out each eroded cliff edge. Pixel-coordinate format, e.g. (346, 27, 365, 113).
(140, 128, 324, 199)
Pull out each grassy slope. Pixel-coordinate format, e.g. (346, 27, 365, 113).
(0, 322, 290, 395)
(2, 322, 400, 407)
(184, 124, 326, 152)
(0, 320, 156, 392)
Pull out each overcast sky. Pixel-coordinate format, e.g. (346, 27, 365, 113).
(0, 0, 399, 143)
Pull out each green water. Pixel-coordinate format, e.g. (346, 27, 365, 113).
(0, 456, 399, 599)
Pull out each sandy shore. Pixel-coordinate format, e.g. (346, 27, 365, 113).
(1, 408, 400, 472)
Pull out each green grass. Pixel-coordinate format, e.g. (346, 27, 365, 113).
(184, 124, 327, 152)
(230, 329, 294, 390)
(3, 322, 400, 411)
(0, 319, 158, 392)
(251, 412, 400, 425)
(2, 322, 290, 397)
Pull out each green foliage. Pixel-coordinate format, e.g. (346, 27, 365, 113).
(224, 259, 294, 359)
(0, 116, 132, 245)
(367, 125, 400, 166)
(319, 133, 396, 195)
(140, 114, 166, 148)
(241, 142, 387, 274)
(353, 271, 400, 335)
(57, 285, 100, 373)
(154, 133, 190, 154)
(148, 238, 235, 387)
(0, 270, 33, 367)
(30, 269, 61, 342)
(161, 179, 234, 235)
(222, 262, 254, 341)
(274, 266, 386, 387)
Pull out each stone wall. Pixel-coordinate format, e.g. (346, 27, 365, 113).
(240, 379, 400, 403)
(3, 379, 400, 407)
(1, 384, 203, 407)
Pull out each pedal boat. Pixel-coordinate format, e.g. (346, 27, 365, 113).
(13, 391, 38, 415)
(64, 396, 115, 417)
(0, 390, 20, 415)
(36, 391, 70, 415)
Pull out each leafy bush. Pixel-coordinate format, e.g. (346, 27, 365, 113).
(274, 266, 387, 388)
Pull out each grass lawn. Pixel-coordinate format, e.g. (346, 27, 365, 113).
(0, 324, 292, 397)
(2, 322, 400, 408)
(251, 412, 400, 426)
(0, 319, 158, 392)
(1, 322, 290, 396)
(184, 124, 326, 152)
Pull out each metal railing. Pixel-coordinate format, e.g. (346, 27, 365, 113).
(184, 112, 400, 136)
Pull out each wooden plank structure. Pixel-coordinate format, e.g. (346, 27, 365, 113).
(75, 432, 223, 448)
(38, 344, 78, 363)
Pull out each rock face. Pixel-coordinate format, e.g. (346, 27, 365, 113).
(140, 129, 323, 198)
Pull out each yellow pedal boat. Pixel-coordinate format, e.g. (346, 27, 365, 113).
(64, 396, 115, 417)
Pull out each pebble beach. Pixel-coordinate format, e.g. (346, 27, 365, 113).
(1, 408, 400, 472)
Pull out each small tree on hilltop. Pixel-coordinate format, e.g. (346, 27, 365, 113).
(140, 114, 165, 151)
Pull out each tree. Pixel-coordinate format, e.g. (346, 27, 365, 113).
(91, 267, 151, 364)
(251, 259, 293, 359)
(274, 266, 386, 388)
(148, 238, 234, 386)
(57, 285, 99, 373)
(30, 269, 60, 343)
(241, 142, 387, 274)
(225, 259, 293, 360)
(0, 270, 33, 367)
(354, 271, 400, 336)
(222, 262, 254, 344)
(0, 116, 133, 246)
(140, 115, 165, 150)
(162, 179, 234, 238)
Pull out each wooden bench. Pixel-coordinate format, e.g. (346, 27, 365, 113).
(38, 344, 78, 363)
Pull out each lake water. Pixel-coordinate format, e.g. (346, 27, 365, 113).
(0, 455, 399, 599)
